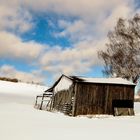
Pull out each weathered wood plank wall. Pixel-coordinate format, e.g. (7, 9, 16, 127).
(74, 83, 134, 116)
(52, 85, 74, 114)
(52, 82, 134, 116)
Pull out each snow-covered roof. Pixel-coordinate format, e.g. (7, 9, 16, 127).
(46, 75, 135, 92)
(70, 76, 135, 86)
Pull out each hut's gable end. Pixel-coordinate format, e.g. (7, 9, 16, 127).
(54, 76, 73, 93)
(52, 76, 74, 115)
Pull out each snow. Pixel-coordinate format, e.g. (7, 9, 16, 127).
(75, 76, 135, 85)
(0, 80, 140, 140)
(52, 75, 135, 93)
(54, 76, 73, 93)
(0, 80, 47, 104)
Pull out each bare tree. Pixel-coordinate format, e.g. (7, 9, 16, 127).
(98, 14, 140, 83)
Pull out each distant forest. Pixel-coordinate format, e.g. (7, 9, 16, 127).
(0, 77, 18, 83)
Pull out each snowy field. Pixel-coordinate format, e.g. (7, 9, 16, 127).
(0, 80, 140, 140)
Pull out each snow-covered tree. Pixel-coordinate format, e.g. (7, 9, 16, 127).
(98, 14, 140, 83)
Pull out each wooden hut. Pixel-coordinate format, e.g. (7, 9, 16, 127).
(42, 75, 135, 116)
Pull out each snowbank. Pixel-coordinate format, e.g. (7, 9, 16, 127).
(0, 102, 139, 140)
(0, 80, 140, 140)
(0, 80, 48, 104)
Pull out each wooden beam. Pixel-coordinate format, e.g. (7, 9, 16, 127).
(72, 83, 77, 116)
(39, 94, 45, 110)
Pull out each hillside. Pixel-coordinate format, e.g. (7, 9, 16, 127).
(0, 80, 140, 140)
(0, 80, 47, 104)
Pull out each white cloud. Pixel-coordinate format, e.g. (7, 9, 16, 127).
(0, 31, 45, 61)
(23, 0, 132, 20)
(56, 20, 91, 42)
(0, 0, 137, 38)
(0, 65, 44, 84)
(98, 3, 135, 34)
(0, 1, 33, 33)
(49, 0, 136, 76)
(51, 0, 136, 42)
(40, 39, 107, 75)
(0, 0, 139, 83)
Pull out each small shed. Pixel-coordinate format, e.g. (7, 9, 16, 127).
(44, 75, 135, 116)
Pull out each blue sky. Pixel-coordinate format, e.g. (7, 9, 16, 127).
(0, 0, 140, 87)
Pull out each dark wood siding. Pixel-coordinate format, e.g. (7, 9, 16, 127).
(52, 85, 74, 113)
(74, 82, 134, 116)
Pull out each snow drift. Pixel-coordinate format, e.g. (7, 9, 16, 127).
(0, 80, 140, 140)
(0, 80, 47, 104)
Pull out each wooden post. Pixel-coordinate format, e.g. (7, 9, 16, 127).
(40, 94, 45, 110)
(49, 94, 54, 111)
(104, 86, 109, 114)
(72, 83, 77, 116)
(35, 96, 38, 107)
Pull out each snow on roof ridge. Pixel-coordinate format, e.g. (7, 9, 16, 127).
(69, 75, 135, 85)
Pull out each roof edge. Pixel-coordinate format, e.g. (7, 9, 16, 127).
(45, 75, 136, 92)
